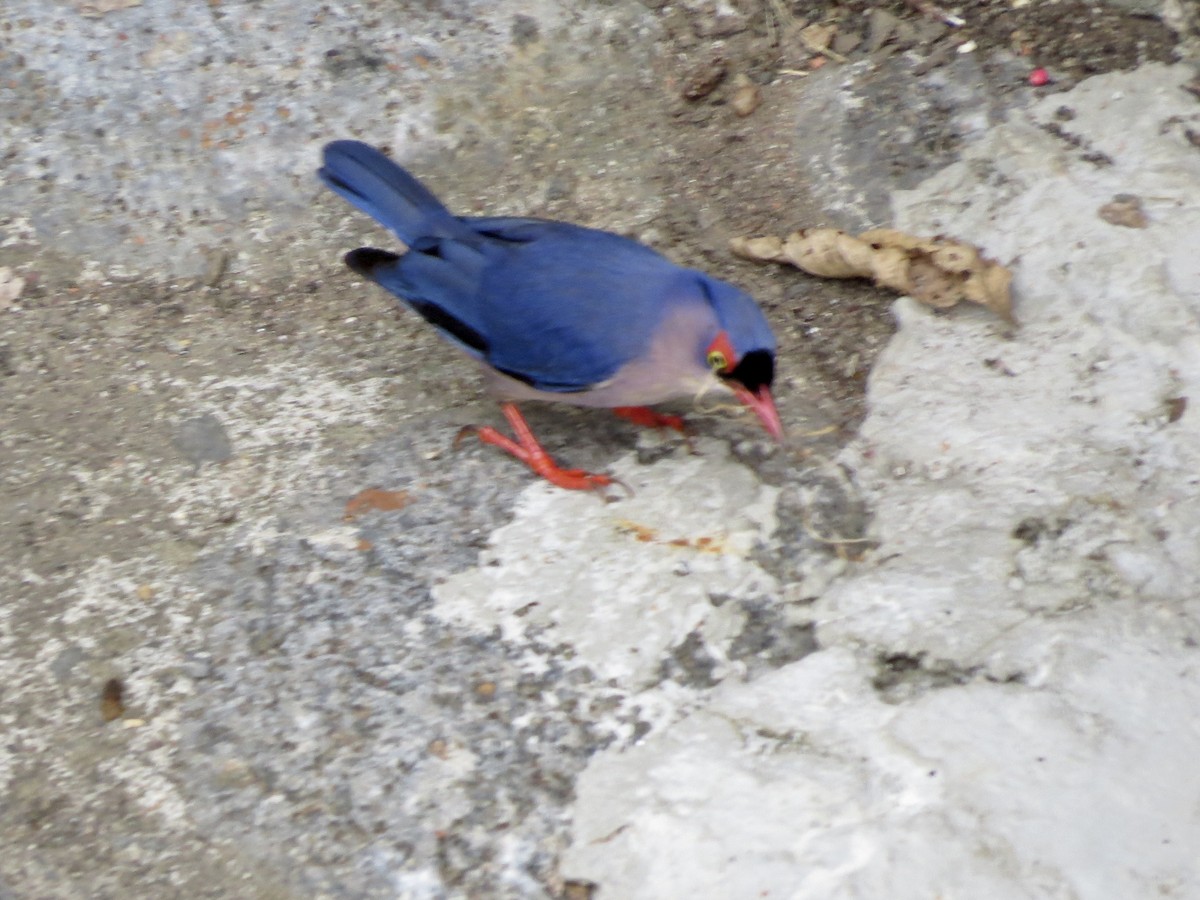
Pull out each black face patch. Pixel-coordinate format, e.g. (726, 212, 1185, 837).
(727, 349, 774, 393)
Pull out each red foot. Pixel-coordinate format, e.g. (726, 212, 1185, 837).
(460, 403, 617, 493)
(613, 406, 688, 434)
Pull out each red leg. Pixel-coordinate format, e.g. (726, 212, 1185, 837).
(613, 406, 688, 434)
(464, 403, 615, 492)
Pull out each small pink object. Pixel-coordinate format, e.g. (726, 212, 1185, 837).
(1029, 67, 1050, 87)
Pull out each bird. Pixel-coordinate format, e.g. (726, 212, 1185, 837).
(318, 140, 782, 492)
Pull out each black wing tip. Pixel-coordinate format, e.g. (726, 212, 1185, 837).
(344, 247, 400, 276)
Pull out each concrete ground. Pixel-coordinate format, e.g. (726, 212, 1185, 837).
(2, 1, 1199, 898)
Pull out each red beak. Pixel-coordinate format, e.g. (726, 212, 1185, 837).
(733, 385, 785, 442)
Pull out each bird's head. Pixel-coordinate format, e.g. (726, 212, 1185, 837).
(699, 275, 783, 441)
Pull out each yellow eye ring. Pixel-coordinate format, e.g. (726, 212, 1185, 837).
(707, 349, 729, 372)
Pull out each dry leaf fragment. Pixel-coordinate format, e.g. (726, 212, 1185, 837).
(682, 56, 727, 101)
(732, 226, 1016, 323)
(963, 263, 1013, 315)
(1097, 193, 1148, 229)
(563, 881, 598, 900)
(929, 240, 979, 273)
(732, 235, 785, 261)
(343, 487, 411, 521)
(101, 678, 125, 722)
(800, 22, 839, 56)
(1165, 396, 1187, 423)
(780, 228, 881, 277)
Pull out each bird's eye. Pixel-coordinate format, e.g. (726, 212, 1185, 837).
(707, 349, 728, 373)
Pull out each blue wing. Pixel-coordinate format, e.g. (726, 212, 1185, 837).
(354, 220, 692, 391)
(464, 220, 692, 390)
(322, 143, 698, 391)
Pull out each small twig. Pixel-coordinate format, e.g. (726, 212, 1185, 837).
(904, 0, 965, 28)
(793, 424, 839, 439)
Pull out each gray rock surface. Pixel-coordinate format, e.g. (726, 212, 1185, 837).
(564, 64, 1200, 897)
(3, 1, 1199, 898)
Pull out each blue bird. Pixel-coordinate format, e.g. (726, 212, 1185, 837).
(318, 140, 782, 491)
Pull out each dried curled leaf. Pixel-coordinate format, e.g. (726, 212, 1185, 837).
(732, 227, 1015, 323)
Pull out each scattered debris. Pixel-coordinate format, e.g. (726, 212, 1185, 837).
(728, 74, 762, 117)
(343, 487, 411, 520)
(203, 248, 229, 288)
(732, 227, 1015, 323)
(474, 681, 497, 699)
(799, 22, 841, 60)
(563, 880, 597, 900)
(1098, 194, 1149, 229)
(100, 678, 125, 722)
(681, 56, 727, 101)
(904, 0, 966, 28)
(1166, 396, 1188, 424)
(767, 2, 1175, 83)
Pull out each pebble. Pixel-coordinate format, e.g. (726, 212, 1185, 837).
(682, 56, 727, 101)
(729, 74, 762, 117)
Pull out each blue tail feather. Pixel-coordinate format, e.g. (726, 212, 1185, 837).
(318, 140, 465, 245)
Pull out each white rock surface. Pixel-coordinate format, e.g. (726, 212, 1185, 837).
(433, 438, 780, 690)
(555, 64, 1200, 896)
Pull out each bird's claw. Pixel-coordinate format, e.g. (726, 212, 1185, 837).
(597, 474, 634, 501)
(613, 406, 697, 454)
(456, 405, 633, 498)
(538, 466, 632, 500)
(452, 425, 479, 449)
